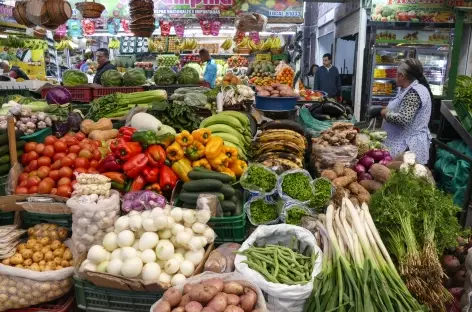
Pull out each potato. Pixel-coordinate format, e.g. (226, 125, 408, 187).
(40, 246, 51, 254)
(23, 259, 33, 266)
(54, 257, 62, 265)
(63, 249, 72, 261)
(223, 282, 244, 295)
(61, 260, 70, 267)
(189, 285, 218, 304)
(33, 244, 43, 252)
(2, 258, 10, 265)
(179, 294, 192, 307)
(32, 252, 44, 263)
(226, 294, 239, 306)
(207, 293, 227, 312)
(44, 251, 54, 261)
(15, 264, 23, 268)
(17, 243, 26, 251)
(10, 253, 23, 265)
(183, 284, 194, 295)
(53, 248, 64, 257)
(30, 263, 40, 272)
(163, 287, 183, 308)
(239, 288, 257, 312)
(202, 278, 224, 292)
(39, 237, 50, 246)
(223, 306, 243, 312)
(20, 249, 33, 260)
(171, 308, 185, 312)
(202, 308, 216, 312)
(25, 239, 37, 249)
(153, 300, 171, 312)
(185, 301, 203, 312)
(38, 260, 46, 266)
(50, 240, 62, 251)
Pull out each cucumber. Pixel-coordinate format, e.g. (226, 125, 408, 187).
(0, 148, 24, 165)
(16, 141, 26, 150)
(188, 169, 234, 183)
(0, 130, 24, 145)
(229, 195, 238, 203)
(179, 191, 224, 204)
(0, 163, 10, 175)
(220, 184, 235, 198)
(182, 179, 223, 192)
(221, 200, 236, 212)
(181, 203, 197, 209)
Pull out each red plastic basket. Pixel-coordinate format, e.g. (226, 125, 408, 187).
(7, 291, 75, 312)
(41, 87, 93, 103)
(92, 87, 145, 99)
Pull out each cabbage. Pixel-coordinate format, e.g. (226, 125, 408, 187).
(101, 70, 123, 87)
(154, 67, 177, 85)
(62, 69, 88, 87)
(46, 86, 72, 104)
(123, 68, 146, 86)
(177, 66, 200, 85)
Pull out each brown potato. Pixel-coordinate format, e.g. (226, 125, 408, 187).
(53, 248, 64, 257)
(63, 249, 72, 260)
(185, 301, 203, 312)
(39, 237, 50, 246)
(40, 246, 51, 254)
(61, 260, 70, 267)
(55, 265, 64, 270)
(202, 278, 224, 292)
(239, 288, 257, 312)
(54, 257, 62, 265)
(23, 259, 33, 266)
(189, 285, 218, 304)
(44, 251, 54, 261)
(57, 228, 68, 240)
(15, 264, 23, 268)
(10, 253, 24, 265)
(30, 263, 40, 271)
(50, 240, 62, 251)
(163, 287, 182, 308)
(223, 306, 243, 312)
(206, 292, 227, 312)
(25, 239, 37, 249)
(38, 260, 46, 266)
(33, 244, 42, 252)
(222, 282, 244, 295)
(32, 252, 44, 263)
(153, 300, 171, 312)
(178, 294, 192, 307)
(171, 308, 185, 312)
(183, 284, 194, 295)
(20, 249, 33, 260)
(226, 294, 239, 306)
(2, 258, 10, 265)
(17, 243, 26, 251)
(46, 261, 56, 269)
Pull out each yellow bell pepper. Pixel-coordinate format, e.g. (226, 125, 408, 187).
(192, 158, 211, 170)
(166, 142, 184, 161)
(229, 159, 247, 177)
(192, 128, 212, 145)
(175, 130, 194, 147)
(221, 168, 236, 180)
(185, 141, 205, 161)
(171, 157, 192, 182)
(224, 147, 238, 164)
(208, 153, 229, 172)
(204, 136, 224, 159)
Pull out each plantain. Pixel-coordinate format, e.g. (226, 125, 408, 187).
(261, 120, 305, 135)
(256, 152, 303, 168)
(256, 130, 306, 148)
(254, 141, 304, 157)
(261, 158, 300, 170)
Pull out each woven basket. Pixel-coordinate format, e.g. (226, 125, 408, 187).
(46, 0, 72, 25)
(12, 7, 23, 25)
(15, 1, 35, 27)
(75, 0, 104, 18)
(25, 0, 48, 26)
(131, 29, 154, 37)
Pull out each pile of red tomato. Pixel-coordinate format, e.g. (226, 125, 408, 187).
(16, 132, 104, 197)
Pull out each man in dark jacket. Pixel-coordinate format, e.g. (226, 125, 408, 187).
(314, 53, 341, 97)
(93, 48, 116, 85)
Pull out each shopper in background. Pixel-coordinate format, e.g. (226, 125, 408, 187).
(199, 48, 217, 88)
(0, 61, 29, 80)
(93, 48, 116, 85)
(76, 49, 93, 70)
(305, 64, 319, 89)
(369, 58, 432, 164)
(314, 53, 340, 97)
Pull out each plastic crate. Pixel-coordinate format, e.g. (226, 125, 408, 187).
(0, 89, 37, 98)
(9, 291, 75, 312)
(92, 87, 145, 99)
(255, 95, 297, 111)
(0, 174, 8, 196)
(149, 84, 199, 96)
(19, 127, 52, 143)
(22, 211, 72, 230)
(41, 87, 93, 103)
(0, 211, 14, 225)
(74, 277, 162, 312)
(453, 100, 472, 133)
(256, 54, 272, 62)
(272, 54, 287, 63)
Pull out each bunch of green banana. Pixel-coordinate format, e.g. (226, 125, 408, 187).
(179, 38, 198, 50)
(108, 38, 120, 49)
(220, 38, 232, 51)
(200, 111, 252, 160)
(55, 40, 78, 51)
(254, 128, 307, 170)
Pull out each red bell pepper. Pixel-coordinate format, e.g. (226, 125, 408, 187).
(117, 127, 136, 141)
(129, 175, 146, 192)
(146, 145, 166, 167)
(110, 138, 142, 161)
(123, 153, 148, 178)
(143, 167, 159, 183)
(159, 165, 178, 191)
(145, 183, 162, 194)
(98, 155, 122, 173)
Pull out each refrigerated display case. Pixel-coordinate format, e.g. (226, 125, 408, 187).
(416, 49, 449, 96)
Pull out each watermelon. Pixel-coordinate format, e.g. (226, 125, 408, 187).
(177, 66, 199, 85)
(123, 68, 146, 86)
(154, 67, 177, 85)
(101, 70, 123, 87)
(62, 69, 88, 87)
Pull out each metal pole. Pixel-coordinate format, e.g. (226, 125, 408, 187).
(447, 9, 465, 100)
(354, 8, 367, 121)
(302, 2, 318, 75)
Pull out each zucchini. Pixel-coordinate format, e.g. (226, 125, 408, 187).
(182, 179, 223, 192)
(0, 163, 10, 176)
(0, 140, 26, 157)
(220, 184, 235, 198)
(0, 130, 24, 145)
(179, 191, 224, 204)
(221, 200, 236, 213)
(0, 154, 9, 165)
(188, 169, 234, 183)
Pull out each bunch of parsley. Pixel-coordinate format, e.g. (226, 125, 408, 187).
(148, 100, 201, 132)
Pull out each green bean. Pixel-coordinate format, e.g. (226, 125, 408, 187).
(273, 248, 280, 278)
(244, 260, 278, 283)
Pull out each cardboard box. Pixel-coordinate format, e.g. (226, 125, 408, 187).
(78, 243, 215, 292)
(0, 195, 71, 214)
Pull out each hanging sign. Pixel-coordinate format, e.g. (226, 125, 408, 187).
(370, 0, 455, 23)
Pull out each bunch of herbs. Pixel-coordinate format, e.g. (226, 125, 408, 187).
(148, 100, 201, 132)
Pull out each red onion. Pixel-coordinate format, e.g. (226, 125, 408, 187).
(354, 163, 366, 174)
(358, 173, 373, 181)
(358, 155, 375, 169)
(366, 149, 385, 162)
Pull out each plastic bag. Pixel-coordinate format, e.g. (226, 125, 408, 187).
(67, 190, 120, 253)
(6, 163, 23, 195)
(184, 92, 207, 107)
(310, 143, 358, 172)
(196, 194, 223, 218)
(307, 178, 335, 210)
(277, 169, 314, 204)
(122, 191, 166, 213)
(240, 163, 278, 196)
(204, 242, 241, 273)
(298, 107, 356, 137)
(235, 224, 322, 312)
(244, 195, 282, 226)
(280, 201, 313, 225)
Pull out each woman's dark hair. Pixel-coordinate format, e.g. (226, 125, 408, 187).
(398, 58, 433, 100)
(308, 64, 319, 76)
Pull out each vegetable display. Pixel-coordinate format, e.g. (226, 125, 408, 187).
(101, 70, 124, 87)
(123, 68, 147, 86)
(285, 206, 309, 225)
(256, 83, 295, 97)
(311, 122, 357, 147)
(309, 178, 333, 210)
(45, 87, 72, 105)
(148, 100, 202, 133)
(62, 69, 88, 87)
(177, 66, 200, 85)
(154, 67, 177, 85)
(280, 172, 312, 202)
(240, 164, 277, 194)
(248, 198, 279, 225)
(237, 243, 317, 285)
(1, 105, 52, 135)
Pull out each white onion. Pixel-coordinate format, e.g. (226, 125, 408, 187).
(158, 272, 171, 284)
(121, 257, 143, 278)
(117, 230, 135, 248)
(142, 218, 159, 232)
(87, 245, 108, 265)
(170, 208, 183, 222)
(158, 229, 172, 239)
(182, 209, 196, 224)
(107, 258, 123, 275)
(171, 274, 187, 286)
(102, 232, 118, 252)
(141, 249, 157, 264)
(120, 247, 137, 260)
(139, 232, 159, 251)
(129, 215, 143, 231)
(153, 215, 168, 230)
(179, 260, 195, 277)
(142, 262, 161, 281)
(165, 258, 180, 275)
(171, 224, 185, 236)
(191, 222, 206, 234)
(114, 216, 130, 232)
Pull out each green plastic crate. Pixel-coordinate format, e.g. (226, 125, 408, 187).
(0, 211, 14, 225)
(0, 174, 8, 196)
(74, 277, 162, 312)
(22, 211, 72, 230)
(20, 127, 52, 143)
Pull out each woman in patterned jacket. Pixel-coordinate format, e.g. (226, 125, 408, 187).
(376, 58, 433, 164)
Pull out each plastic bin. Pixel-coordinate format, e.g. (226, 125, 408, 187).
(19, 127, 52, 143)
(0, 211, 14, 225)
(8, 291, 75, 312)
(22, 211, 72, 230)
(41, 86, 93, 103)
(255, 95, 298, 111)
(92, 87, 145, 99)
(74, 277, 162, 312)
